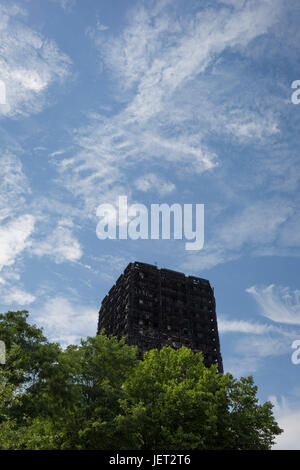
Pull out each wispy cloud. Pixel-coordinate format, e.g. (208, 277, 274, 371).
(0, 214, 35, 271)
(0, 2, 71, 117)
(50, 0, 77, 11)
(222, 331, 296, 376)
(235, 334, 294, 359)
(32, 222, 82, 264)
(33, 296, 97, 347)
(134, 173, 175, 196)
(181, 199, 292, 272)
(101, 0, 280, 122)
(219, 318, 277, 335)
(218, 309, 300, 375)
(0, 151, 30, 221)
(1, 286, 36, 306)
(89, 254, 130, 282)
(218, 281, 300, 376)
(49, 0, 300, 275)
(246, 284, 300, 325)
(57, 0, 282, 220)
(223, 356, 262, 377)
(216, 200, 292, 250)
(271, 396, 300, 450)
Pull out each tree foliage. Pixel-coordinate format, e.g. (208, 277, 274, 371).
(0, 311, 283, 449)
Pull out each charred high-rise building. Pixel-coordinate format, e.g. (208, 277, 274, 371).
(97, 261, 223, 373)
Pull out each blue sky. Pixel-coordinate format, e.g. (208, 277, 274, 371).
(0, 0, 300, 448)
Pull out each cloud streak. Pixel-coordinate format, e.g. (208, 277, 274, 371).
(246, 284, 300, 325)
(0, 215, 35, 271)
(271, 396, 300, 450)
(33, 296, 97, 347)
(58, 0, 282, 221)
(0, 2, 71, 117)
(32, 223, 82, 264)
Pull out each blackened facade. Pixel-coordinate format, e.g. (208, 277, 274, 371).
(97, 261, 223, 372)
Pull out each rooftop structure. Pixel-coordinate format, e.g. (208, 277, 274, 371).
(97, 261, 223, 372)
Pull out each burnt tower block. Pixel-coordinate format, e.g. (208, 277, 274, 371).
(97, 261, 223, 373)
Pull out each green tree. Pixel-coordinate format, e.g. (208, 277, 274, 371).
(0, 320, 139, 449)
(121, 346, 283, 449)
(0, 310, 61, 421)
(0, 311, 283, 450)
(0, 310, 60, 385)
(42, 333, 139, 450)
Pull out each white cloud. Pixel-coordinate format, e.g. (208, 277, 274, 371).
(0, 151, 30, 222)
(181, 199, 292, 272)
(223, 356, 261, 376)
(50, 0, 77, 11)
(57, 0, 281, 216)
(91, 254, 128, 271)
(102, 0, 279, 122)
(223, 109, 279, 141)
(49, 149, 67, 158)
(218, 201, 292, 250)
(56, 0, 291, 266)
(235, 334, 293, 358)
(1, 287, 36, 306)
(271, 396, 300, 449)
(218, 311, 300, 375)
(32, 224, 82, 264)
(0, 265, 36, 307)
(85, 18, 109, 40)
(33, 296, 97, 347)
(181, 247, 231, 272)
(222, 330, 296, 375)
(218, 318, 276, 335)
(0, 215, 35, 271)
(246, 284, 300, 325)
(90, 254, 129, 282)
(135, 173, 175, 195)
(280, 212, 300, 247)
(0, 2, 71, 117)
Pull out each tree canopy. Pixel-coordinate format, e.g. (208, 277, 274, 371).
(0, 310, 282, 450)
